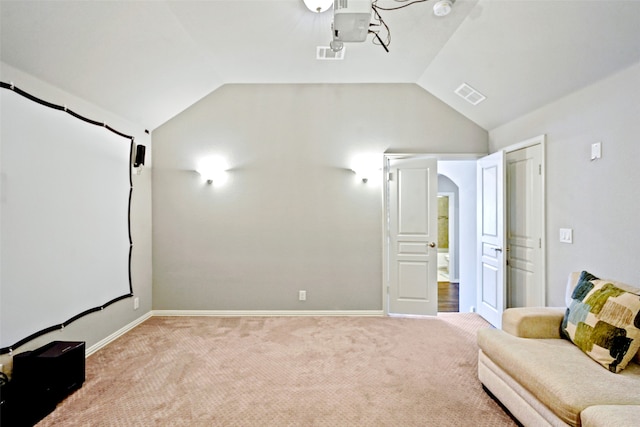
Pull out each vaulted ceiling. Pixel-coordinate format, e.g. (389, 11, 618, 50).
(2, 0, 639, 131)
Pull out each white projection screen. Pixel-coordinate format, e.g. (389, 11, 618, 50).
(1, 86, 132, 352)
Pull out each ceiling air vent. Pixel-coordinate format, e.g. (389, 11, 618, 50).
(317, 46, 345, 60)
(454, 83, 486, 105)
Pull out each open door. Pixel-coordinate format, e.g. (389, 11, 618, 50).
(506, 139, 545, 308)
(477, 151, 506, 328)
(386, 157, 438, 316)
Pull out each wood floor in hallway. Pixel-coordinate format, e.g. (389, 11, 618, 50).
(438, 281, 459, 312)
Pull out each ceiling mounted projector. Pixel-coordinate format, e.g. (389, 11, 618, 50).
(303, 0, 333, 13)
(320, 0, 456, 54)
(330, 0, 373, 51)
(433, 0, 454, 17)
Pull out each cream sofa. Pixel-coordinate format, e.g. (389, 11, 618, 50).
(477, 272, 640, 427)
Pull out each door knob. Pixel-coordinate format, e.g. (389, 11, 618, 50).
(428, 242, 436, 248)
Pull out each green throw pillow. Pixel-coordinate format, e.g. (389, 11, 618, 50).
(561, 271, 640, 373)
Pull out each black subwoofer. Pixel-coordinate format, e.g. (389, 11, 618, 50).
(9, 341, 85, 426)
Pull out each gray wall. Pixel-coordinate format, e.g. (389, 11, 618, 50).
(0, 62, 152, 365)
(152, 84, 488, 311)
(489, 61, 640, 306)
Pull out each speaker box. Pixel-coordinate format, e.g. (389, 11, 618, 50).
(133, 144, 146, 167)
(9, 341, 85, 426)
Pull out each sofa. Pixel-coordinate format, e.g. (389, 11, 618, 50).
(477, 272, 640, 427)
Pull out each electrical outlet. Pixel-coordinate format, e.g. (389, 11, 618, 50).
(133, 297, 140, 310)
(298, 290, 306, 301)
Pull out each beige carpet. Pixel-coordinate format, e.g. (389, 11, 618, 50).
(38, 314, 516, 426)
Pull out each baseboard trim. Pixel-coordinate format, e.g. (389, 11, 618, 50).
(152, 310, 385, 317)
(85, 311, 153, 357)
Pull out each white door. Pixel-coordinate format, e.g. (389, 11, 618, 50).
(477, 151, 506, 328)
(387, 158, 438, 316)
(506, 144, 544, 308)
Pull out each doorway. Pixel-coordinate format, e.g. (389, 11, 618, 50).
(437, 186, 458, 312)
(383, 156, 478, 316)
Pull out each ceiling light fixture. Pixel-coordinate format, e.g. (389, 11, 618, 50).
(303, 0, 333, 13)
(433, 0, 454, 17)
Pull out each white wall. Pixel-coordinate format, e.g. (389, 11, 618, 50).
(0, 62, 152, 365)
(489, 61, 640, 305)
(152, 84, 488, 311)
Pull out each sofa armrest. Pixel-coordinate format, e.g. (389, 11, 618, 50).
(502, 307, 566, 338)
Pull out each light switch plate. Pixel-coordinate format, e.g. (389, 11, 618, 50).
(591, 142, 602, 160)
(559, 228, 573, 244)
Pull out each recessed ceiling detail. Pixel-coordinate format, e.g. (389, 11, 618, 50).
(454, 83, 486, 106)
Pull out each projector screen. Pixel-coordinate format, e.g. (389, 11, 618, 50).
(0, 85, 132, 352)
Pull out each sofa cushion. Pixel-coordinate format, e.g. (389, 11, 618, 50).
(478, 328, 640, 426)
(561, 271, 640, 373)
(580, 405, 640, 427)
(502, 307, 566, 339)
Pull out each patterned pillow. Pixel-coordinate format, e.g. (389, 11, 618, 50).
(561, 271, 640, 373)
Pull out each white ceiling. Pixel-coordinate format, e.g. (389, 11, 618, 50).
(1, 0, 639, 131)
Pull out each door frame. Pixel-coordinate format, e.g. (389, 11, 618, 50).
(382, 153, 484, 315)
(504, 134, 547, 307)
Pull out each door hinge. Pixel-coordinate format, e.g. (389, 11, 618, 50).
(539, 238, 542, 248)
(386, 286, 390, 294)
(538, 164, 542, 175)
(387, 172, 393, 181)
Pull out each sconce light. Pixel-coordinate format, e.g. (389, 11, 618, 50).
(351, 154, 381, 184)
(196, 156, 229, 187)
(303, 0, 333, 13)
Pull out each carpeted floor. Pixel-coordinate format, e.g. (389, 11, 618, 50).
(38, 314, 515, 426)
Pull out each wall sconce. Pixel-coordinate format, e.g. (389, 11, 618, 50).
(351, 154, 381, 184)
(196, 156, 229, 187)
